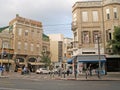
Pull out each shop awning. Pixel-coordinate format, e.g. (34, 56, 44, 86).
(67, 57, 75, 64)
(77, 55, 106, 63)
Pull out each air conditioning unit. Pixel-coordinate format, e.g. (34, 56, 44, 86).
(106, 48, 113, 54)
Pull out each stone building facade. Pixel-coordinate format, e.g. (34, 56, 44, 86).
(72, 0, 120, 56)
(0, 26, 14, 69)
(9, 15, 43, 70)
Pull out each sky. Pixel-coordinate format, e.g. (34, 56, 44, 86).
(0, 0, 100, 38)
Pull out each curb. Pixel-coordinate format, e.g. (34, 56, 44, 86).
(55, 78, 120, 81)
(0, 76, 9, 78)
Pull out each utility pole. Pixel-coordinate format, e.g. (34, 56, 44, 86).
(74, 56, 77, 79)
(97, 36, 101, 79)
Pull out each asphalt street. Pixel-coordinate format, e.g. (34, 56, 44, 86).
(0, 72, 120, 90)
(0, 78, 120, 90)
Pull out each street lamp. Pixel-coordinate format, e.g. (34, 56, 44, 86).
(97, 35, 101, 78)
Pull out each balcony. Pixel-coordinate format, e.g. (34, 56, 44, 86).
(0, 48, 14, 54)
(72, 21, 78, 31)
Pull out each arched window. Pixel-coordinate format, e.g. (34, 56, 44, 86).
(28, 58, 36, 62)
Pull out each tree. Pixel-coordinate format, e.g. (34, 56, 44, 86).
(108, 26, 120, 54)
(41, 51, 51, 68)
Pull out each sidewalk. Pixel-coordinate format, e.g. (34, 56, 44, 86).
(1, 71, 120, 81)
(59, 72, 120, 81)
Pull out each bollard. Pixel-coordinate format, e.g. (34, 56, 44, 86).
(0, 71, 2, 76)
(64, 71, 66, 78)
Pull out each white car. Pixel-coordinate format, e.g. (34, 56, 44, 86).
(36, 68, 50, 74)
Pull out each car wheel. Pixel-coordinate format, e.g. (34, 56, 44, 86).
(40, 72, 43, 74)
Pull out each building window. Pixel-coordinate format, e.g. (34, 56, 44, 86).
(93, 31, 99, 44)
(30, 44, 34, 51)
(106, 29, 112, 42)
(31, 30, 34, 37)
(18, 42, 21, 50)
(18, 28, 22, 36)
(74, 32, 77, 41)
(92, 11, 98, 22)
(24, 42, 28, 50)
(3, 41, 9, 48)
(113, 8, 118, 19)
(37, 30, 40, 33)
(82, 31, 89, 44)
(82, 11, 88, 22)
(25, 30, 28, 36)
(73, 13, 77, 21)
(36, 44, 40, 52)
(106, 9, 110, 20)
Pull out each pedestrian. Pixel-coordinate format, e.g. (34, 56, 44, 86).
(88, 64, 92, 76)
(2, 65, 5, 72)
(85, 69, 89, 79)
(6, 65, 9, 73)
(74, 69, 77, 79)
(67, 68, 70, 76)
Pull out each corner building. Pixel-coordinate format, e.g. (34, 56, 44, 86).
(72, 0, 120, 55)
(9, 15, 43, 70)
(72, 0, 120, 72)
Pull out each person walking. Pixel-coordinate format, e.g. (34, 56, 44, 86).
(88, 64, 92, 76)
(67, 68, 70, 76)
(85, 69, 89, 79)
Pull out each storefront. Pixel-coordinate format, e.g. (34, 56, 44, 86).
(67, 55, 106, 75)
(106, 55, 120, 72)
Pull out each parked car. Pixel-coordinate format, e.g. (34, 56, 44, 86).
(50, 69, 59, 74)
(36, 68, 50, 74)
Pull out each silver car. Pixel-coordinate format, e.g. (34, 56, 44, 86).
(36, 68, 50, 74)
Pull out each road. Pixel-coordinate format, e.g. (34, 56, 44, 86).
(0, 78, 120, 90)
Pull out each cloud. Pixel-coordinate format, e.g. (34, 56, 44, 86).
(0, 0, 99, 37)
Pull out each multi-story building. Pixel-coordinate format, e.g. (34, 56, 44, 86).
(63, 38, 73, 59)
(63, 38, 73, 70)
(0, 15, 51, 72)
(9, 14, 43, 71)
(42, 34, 50, 52)
(72, 0, 120, 72)
(0, 26, 14, 69)
(49, 34, 64, 68)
